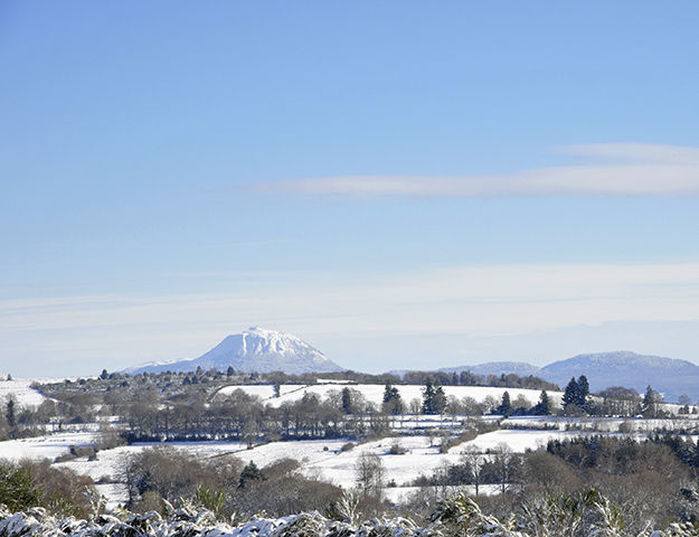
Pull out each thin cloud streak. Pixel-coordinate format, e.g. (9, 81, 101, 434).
(557, 143, 699, 165)
(256, 143, 699, 198)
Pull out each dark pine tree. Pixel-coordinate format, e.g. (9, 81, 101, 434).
(496, 391, 512, 416)
(562, 377, 580, 412)
(341, 387, 353, 415)
(422, 380, 437, 414)
(382, 384, 403, 415)
(433, 385, 447, 414)
(383, 384, 394, 404)
(238, 460, 264, 488)
(577, 375, 590, 408)
(532, 390, 551, 415)
(5, 398, 15, 428)
(642, 385, 660, 417)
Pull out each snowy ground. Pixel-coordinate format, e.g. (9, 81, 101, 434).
(0, 379, 46, 408)
(216, 383, 563, 408)
(0, 426, 598, 509)
(503, 415, 699, 432)
(384, 484, 502, 504)
(0, 431, 97, 462)
(304, 429, 610, 489)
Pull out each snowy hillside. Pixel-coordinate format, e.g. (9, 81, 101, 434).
(0, 378, 46, 409)
(125, 327, 344, 375)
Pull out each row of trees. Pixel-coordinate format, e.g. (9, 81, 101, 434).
(494, 389, 552, 416)
(384, 381, 552, 418)
(401, 370, 558, 390)
(127, 389, 400, 442)
(125, 382, 557, 443)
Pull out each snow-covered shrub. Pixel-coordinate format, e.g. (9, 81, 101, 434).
(0, 493, 697, 537)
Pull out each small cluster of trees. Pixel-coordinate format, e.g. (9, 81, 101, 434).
(563, 379, 689, 418)
(422, 380, 447, 415)
(487, 389, 551, 417)
(121, 446, 341, 517)
(562, 375, 591, 414)
(0, 397, 65, 441)
(382, 384, 404, 415)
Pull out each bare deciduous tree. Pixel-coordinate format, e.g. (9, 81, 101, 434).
(354, 452, 385, 500)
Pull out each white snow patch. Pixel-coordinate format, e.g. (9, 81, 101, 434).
(0, 379, 46, 409)
(0, 431, 97, 462)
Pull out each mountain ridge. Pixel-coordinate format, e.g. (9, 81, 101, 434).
(539, 350, 699, 402)
(396, 351, 698, 403)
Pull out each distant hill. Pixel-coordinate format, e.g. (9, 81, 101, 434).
(124, 327, 344, 375)
(417, 351, 699, 403)
(539, 351, 699, 403)
(439, 361, 541, 378)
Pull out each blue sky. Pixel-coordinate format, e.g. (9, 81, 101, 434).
(2, 1, 699, 377)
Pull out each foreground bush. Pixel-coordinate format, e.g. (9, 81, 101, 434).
(0, 460, 97, 518)
(0, 490, 697, 537)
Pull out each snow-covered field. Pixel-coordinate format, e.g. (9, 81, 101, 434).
(304, 429, 607, 489)
(0, 425, 599, 509)
(216, 383, 563, 408)
(0, 379, 46, 408)
(0, 431, 97, 462)
(384, 484, 502, 503)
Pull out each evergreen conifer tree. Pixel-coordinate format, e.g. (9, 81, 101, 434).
(433, 385, 447, 414)
(238, 460, 263, 488)
(577, 375, 590, 408)
(422, 380, 436, 414)
(496, 391, 512, 415)
(382, 384, 403, 415)
(562, 377, 580, 412)
(341, 387, 353, 414)
(533, 390, 550, 415)
(642, 385, 660, 417)
(5, 398, 15, 429)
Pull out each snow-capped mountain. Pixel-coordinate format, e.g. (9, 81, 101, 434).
(124, 327, 344, 375)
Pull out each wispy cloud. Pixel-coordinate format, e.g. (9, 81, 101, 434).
(256, 143, 699, 198)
